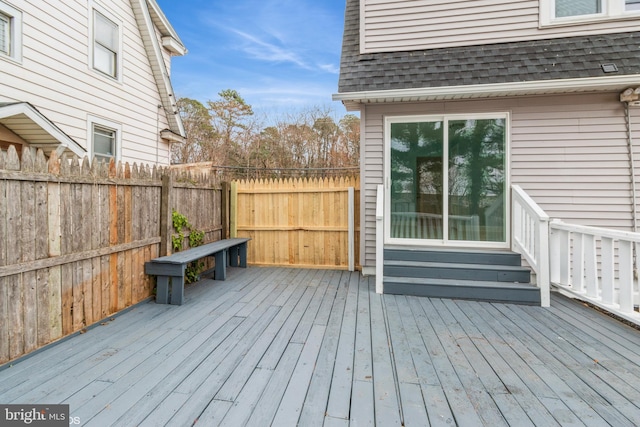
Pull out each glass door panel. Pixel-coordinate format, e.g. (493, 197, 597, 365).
(448, 118, 506, 242)
(390, 121, 444, 240)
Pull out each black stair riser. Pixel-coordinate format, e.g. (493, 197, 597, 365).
(384, 265, 530, 283)
(383, 282, 540, 305)
(384, 249, 522, 266)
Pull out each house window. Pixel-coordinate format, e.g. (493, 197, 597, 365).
(0, 1, 22, 62)
(92, 9, 120, 79)
(542, 0, 640, 24)
(0, 13, 9, 55)
(555, 0, 601, 17)
(89, 116, 121, 163)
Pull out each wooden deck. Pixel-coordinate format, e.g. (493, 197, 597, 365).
(1, 267, 639, 426)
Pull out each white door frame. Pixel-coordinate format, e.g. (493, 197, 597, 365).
(384, 113, 511, 249)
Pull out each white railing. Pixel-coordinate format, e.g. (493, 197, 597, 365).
(376, 184, 384, 294)
(390, 212, 480, 241)
(511, 185, 551, 307)
(550, 220, 640, 325)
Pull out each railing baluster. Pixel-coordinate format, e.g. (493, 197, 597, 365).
(572, 232, 584, 293)
(618, 240, 633, 313)
(559, 229, 571, 286)
(600, 237, 615, 305)
(584, 234, 598, 299)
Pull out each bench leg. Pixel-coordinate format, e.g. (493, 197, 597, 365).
(238, 242, 248, 268)
(156, 276, 170, 304)
(215, 250, 227, 280)
(229, 246, 239, 267)
(170, 276, 185, 305)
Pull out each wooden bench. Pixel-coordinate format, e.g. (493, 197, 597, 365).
(145, 238, 250, 305)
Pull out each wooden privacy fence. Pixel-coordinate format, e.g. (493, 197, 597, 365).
(231, 177, 360, 270)
(0, 145, 223, 364)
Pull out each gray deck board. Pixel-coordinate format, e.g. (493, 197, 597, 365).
(1, 268, 639, 426)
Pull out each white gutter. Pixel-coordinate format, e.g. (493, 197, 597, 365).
(131, 0, 186, 138)
(333, 74, 640, 107)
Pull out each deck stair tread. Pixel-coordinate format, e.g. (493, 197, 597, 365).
(383, 276, 537, 289)
(384, 247, 522, 266)
(384, 260, 529, 272)
(382, 248, 537, 305)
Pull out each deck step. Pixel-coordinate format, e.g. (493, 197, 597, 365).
(383, 277, 541, 305)
(382, 248, 538, 305)
(383, 260, 531, 283)
(384, 247, 522, 266)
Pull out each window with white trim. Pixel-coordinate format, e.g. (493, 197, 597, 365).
(91, 8, 121, 79)
(0, 1, 22, 62)
(88, 116, 121, 163)
(541, 0, 640, 24)
(627, 0, 640, 11)
(555, 0, 602, 17)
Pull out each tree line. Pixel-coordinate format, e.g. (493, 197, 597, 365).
(171, 89, 360, 179)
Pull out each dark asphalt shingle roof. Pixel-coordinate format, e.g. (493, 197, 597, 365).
(338, 0, 640, 94)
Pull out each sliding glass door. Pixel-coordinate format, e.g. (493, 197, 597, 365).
(387, 114, 507, 246)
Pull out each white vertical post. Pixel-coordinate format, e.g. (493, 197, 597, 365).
(538, 217, 550, 307)
(559, 228, 571, 287)
(572, 233, 584, 293)
(348, 187, 355, 272)
(549, 223, 560, 285)
(584, 234, 598, 298)
(619, 240, 634, 313)
(600, 237, 615, 305)
(375, 185, 384, 294)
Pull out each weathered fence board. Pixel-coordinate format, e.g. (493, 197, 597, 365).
(233, 177, 360, 270)
(0, 145, 223, 364)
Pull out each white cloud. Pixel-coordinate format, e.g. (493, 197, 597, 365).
(228, 29, 312, 70)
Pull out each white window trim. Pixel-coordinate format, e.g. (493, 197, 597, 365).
(88, 1, 123, 82)
(0, 0, 22, 63)
(87, 115, 122, 163)
(540, 0, 640, 27)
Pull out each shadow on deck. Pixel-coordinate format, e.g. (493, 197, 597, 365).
(1, 267, 639, 426)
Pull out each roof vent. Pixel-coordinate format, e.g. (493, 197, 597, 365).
(601, 63, 618, 73)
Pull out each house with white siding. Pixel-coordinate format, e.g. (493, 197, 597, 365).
(334, 0, 640, 306)
(0, 0, 185, 165)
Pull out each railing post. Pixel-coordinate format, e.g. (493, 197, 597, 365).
(376, 185, 384, 294)
(538, 217, 550, 307)
(348, 187, 355, 272)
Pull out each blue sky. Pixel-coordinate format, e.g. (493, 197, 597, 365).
(155, 0, 346, 119)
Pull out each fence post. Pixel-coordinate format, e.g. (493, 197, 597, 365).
(221, 182, 230, 239)
(160, 174, 173, 256)
(230, 181, 238, 238)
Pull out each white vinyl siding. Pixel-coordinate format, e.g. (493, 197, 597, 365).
(361, 0, 640, 53)
(0, 1, 21, 62)
(359, 93, 639, 268)
(0, 0, 174, 165)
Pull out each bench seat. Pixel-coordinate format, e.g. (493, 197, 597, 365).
(145, 238, 250, 305)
